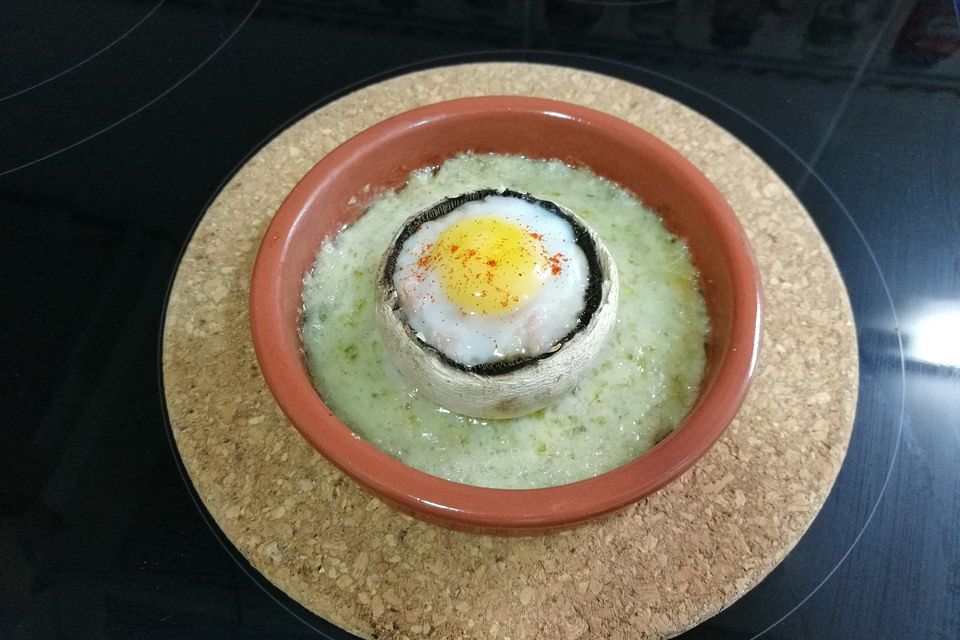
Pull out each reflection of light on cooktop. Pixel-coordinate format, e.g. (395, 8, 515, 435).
(908, 303, 960, 368)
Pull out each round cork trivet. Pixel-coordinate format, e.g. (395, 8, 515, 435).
(162, 63, 857, 640)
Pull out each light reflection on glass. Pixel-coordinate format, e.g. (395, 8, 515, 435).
(907, 302, 960, 368)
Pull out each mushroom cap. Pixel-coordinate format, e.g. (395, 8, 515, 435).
(375, 190, 619, 419)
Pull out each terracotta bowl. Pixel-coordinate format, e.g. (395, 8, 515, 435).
(250, 96, 762, 534)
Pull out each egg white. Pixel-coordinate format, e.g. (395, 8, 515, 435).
(391, 194, 589, 368)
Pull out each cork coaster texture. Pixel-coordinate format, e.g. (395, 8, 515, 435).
(162, 63, 858, 640)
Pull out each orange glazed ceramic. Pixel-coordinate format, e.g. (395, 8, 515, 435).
(250, 96, 762, 534)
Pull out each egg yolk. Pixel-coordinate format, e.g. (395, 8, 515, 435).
(428, 216, 544, 315)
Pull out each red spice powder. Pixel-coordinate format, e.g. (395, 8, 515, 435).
(545, 251, 566, 276)
(406, 230, 571, 312)
(415, 242, 434, 269)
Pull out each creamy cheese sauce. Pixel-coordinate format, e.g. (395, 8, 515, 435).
(301, 153, 709, 489)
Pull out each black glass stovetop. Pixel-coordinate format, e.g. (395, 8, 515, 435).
(3, 2, 959, 638)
